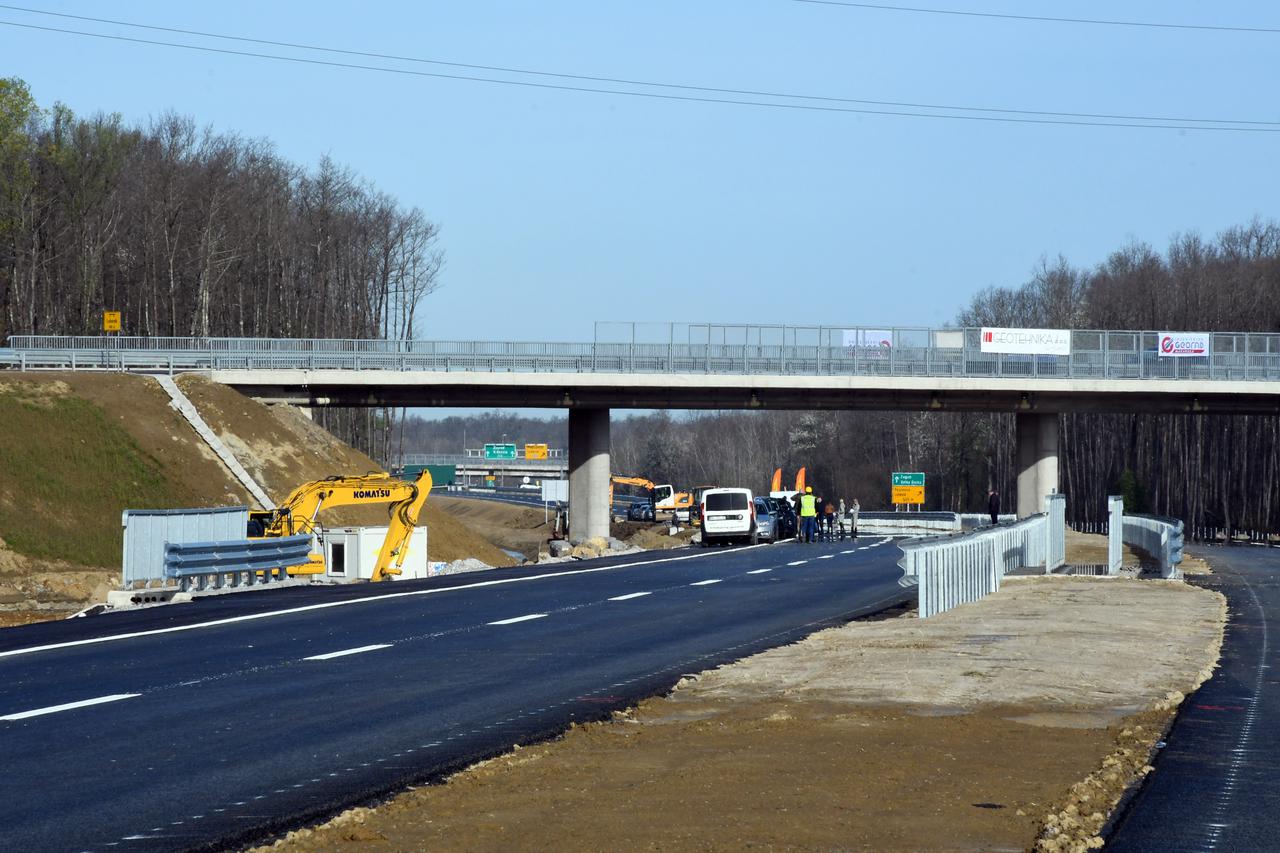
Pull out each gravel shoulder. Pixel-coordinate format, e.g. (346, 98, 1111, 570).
(259, 534, 1225, 852)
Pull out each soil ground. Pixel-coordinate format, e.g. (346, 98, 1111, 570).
(0, 373, 512, 626)
(260, 534, 1225, 853)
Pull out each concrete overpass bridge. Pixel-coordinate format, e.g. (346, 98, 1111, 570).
(5, 324, 1280, 541)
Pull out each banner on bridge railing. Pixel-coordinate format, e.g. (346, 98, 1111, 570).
(1158, 332, 1210, 358)
(980, 327, 1071, 356)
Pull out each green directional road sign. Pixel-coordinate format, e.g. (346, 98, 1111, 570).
(892, 472, 925, 487)
(484, 443, 517, 460)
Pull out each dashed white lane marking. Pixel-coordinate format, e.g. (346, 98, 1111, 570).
(0, 543, 772, 660)
(841, 550, 857, 554)
(488, 613, 548, 626)
(302, 644, 392, 661)
(746, 569, 772, 574)
(608, 592, 652, 601)
(689, 579, 721, 586)
(787, 560, 807, 566)
(1, 693, 140, 721)
(817, 555, 834, 560)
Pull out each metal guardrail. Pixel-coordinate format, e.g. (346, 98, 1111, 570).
(5, 327, 1280, 380)
(163, 535, 313, 592)
(1122, 514, 1185, 579)
(898, 497, 1066, 618)
(122, 506, 248, 588)
(397, 453, 568, 470)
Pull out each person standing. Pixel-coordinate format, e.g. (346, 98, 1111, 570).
(799, 486, 818, 543)
(837, 498, 847, 540)
(823, 499, 836, 540)
(851, 498, 860, 539)
(791, 491, 804, 541)
(988, 490, 1000, 526)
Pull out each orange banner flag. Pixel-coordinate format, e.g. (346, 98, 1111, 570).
(794, 467, 806, 493)
(770, 468, 782, 493)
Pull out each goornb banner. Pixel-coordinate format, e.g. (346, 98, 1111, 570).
(979, 327, 1071, 356)
(1158, 332, 1210, 358)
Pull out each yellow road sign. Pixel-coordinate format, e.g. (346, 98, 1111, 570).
(103, 311, 121, 332)
(891, 485, 925, 504)
(525, 443, 549, 460)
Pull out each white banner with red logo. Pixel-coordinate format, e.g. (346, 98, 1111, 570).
(1158, 332, 1211, 358)
(979, 327, 1071, 356)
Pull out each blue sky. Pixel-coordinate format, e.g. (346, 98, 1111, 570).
(3, 1, 1279, 346)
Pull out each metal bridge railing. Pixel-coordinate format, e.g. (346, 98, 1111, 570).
(5, 327, 1280, 380)
(1122, 514, 1185, 579)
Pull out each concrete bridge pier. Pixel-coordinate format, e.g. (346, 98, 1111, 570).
(1016, 412, 1059, 518)
(568, 407, 611, 542)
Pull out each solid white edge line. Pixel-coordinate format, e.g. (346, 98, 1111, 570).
(607, 592, 652, 601)
(689, 579, 721, 586)
(746, 569, 771, 574)
(2, 693, 140, 721)
(0, 542, 774, 660)
(488, 613, 547, 626)
(302, 644, 392, 661)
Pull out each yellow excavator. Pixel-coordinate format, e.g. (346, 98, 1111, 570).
(610, 475, 693, 519)
(248, 470, 432, 581)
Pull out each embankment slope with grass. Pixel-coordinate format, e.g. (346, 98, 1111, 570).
(0, 373, 510, 624)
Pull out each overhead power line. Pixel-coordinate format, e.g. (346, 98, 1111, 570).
(2, 3, 1278, 129)
(0, 17, 1276, 133)
(791, 0, 1280, 35)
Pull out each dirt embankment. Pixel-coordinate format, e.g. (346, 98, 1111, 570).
(0, 373, 511, 624)
(262, 535, 1224, 853)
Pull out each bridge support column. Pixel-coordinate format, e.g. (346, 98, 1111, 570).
(568, 407, 610, 542)
(1016, 413, 1059, 518)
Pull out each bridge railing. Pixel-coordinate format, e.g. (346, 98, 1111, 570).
(1121, 514, 1185, 579)
(6, 329, 1280, 380)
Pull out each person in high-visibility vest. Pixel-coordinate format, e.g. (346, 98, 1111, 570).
(799, 486, 819, 544)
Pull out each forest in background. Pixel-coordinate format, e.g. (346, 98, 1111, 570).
(397, 220, 1280, 538)
(0, 77, 440, 458)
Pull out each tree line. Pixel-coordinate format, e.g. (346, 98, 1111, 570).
(0, 77, 442, 456)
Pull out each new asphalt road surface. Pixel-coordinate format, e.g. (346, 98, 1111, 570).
(1107, 544, 1279, 851)
(0, 537, 909, 851)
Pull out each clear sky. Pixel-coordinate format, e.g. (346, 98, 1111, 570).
(3, 1, 1278, 345)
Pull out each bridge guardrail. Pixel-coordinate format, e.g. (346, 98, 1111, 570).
(1122, 514, 1185, 579)
(6, 328, 1280, 380)
(163, 535, 313, 592)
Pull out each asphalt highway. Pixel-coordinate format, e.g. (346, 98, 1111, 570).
(1107, 545, 1279, 851)
(0, 536, 910, 851)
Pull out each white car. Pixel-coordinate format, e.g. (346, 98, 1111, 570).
(699, 487, 757, 546)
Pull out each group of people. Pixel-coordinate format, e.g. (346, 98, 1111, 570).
(792, 487, 859, 543)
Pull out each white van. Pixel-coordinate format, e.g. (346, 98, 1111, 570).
(699, 487, 756, 546)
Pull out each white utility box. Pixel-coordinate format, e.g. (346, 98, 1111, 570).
(320, 526, 429, 581)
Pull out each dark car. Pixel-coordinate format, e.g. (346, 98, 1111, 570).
(627, 501, 657, 521)
(765, 496, 798, 539)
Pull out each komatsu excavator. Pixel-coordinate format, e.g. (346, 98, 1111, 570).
(248, 470, 432, 581)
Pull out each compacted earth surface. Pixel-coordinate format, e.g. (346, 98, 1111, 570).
(259, 536, 1224, 852)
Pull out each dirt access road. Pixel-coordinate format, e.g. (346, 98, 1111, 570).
(261, 535, 1224, 852)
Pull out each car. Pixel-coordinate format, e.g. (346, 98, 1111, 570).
(699, 487, 756, 546)
(753, 496, 779, 543)
(764, 496, 797, 539)
(627, 501, 657, 521)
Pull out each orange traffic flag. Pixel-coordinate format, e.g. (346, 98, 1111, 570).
(770, 468, 782, 493)
(794, 467, 806, 493)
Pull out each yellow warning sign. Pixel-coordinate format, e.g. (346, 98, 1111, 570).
(103, 311, 121, 332)
(891, 485, 925, 504)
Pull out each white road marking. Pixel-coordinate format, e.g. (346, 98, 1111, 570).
(302, 644, 392, 661)
(817, 555, 834, 560)
(488, 613, 547, 625)
(746, 569, 772, 574)
(689, 579, 721, 586)
(787, 560, 807, 566)
(841, 550, 856, 555)
(608, 592, 652, 601)
(1, 693, 140, 721)
(0, 545, 770, 660)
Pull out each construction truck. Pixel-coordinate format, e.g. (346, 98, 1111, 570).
(248, 470, 432, 582)
(610, 476, 693, 521)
